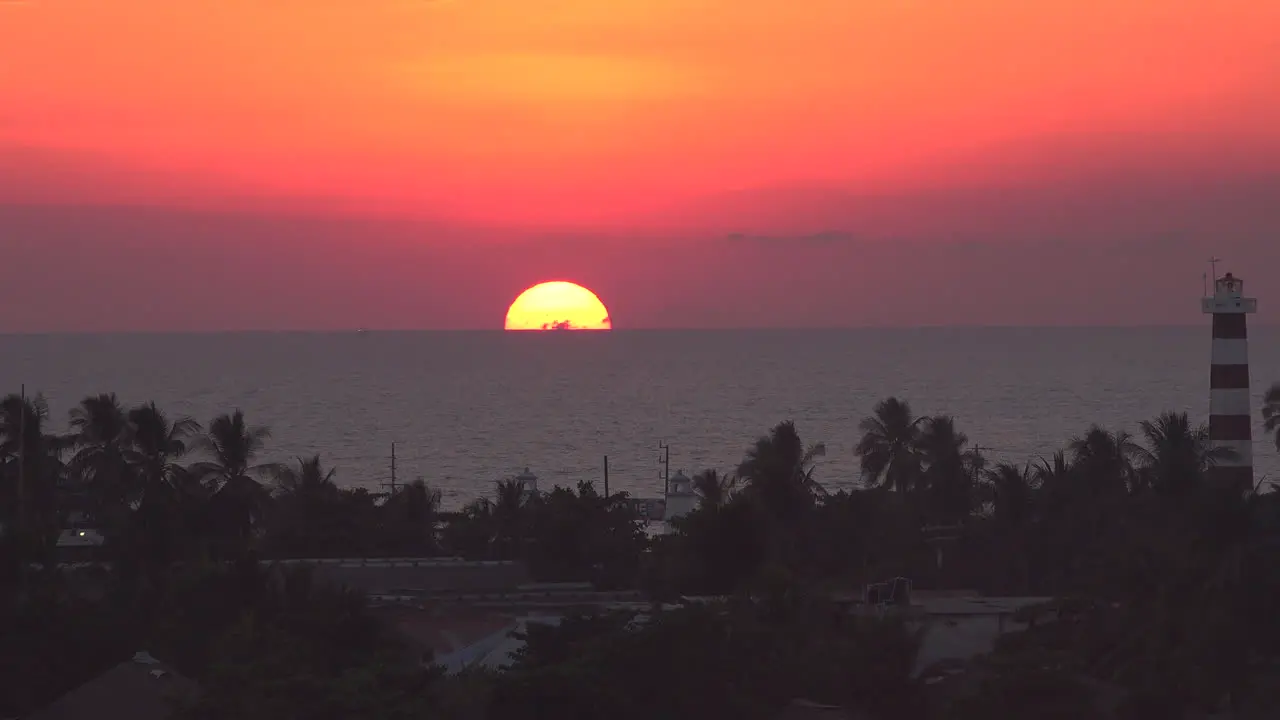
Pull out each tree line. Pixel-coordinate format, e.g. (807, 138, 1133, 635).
(3, 386, 1280, 718)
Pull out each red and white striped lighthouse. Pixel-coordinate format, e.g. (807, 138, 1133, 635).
(1201, 267, 1258, 492)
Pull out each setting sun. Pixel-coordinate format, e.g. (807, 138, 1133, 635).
(504, 282, 612, 331)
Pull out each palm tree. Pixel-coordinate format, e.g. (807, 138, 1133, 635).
(0, 392, 65, 567)
(121, 402, 200, 578)
(192, 410, 278, 489)
(916, 415, 974, 521)
(381, 478, 443, 555)
(917, 416, 969, 462)
(734, 421, 827, 577)
(980, 462, 1040, 528)
(401, 478, 443, 516)
(125, 402, 200, 499)
(190, 410, 279, 554)
(737, 421, 827, 522)
(963, 446, 989, 482)
(978, 461, 1041, 593)
(692, 469, 736, 509)
(67, 393, 134, 533)
(494, 477, 530, 517)
(1263, 383, 1280, 452)
(492, 477, 531, 558)
(1031, 450, 1074, 525)
(274, 454, 339, 501)
(1133, 411, 1236, 495)
(269, 454, 341, 556)
(854, 397, 924, 493)
(0, 392, 59, 478)
(1032, 451, 1071, 490)
(440, 497, 497, 558)
(1067, 425, 1142, 494)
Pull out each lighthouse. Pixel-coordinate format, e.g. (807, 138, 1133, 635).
(1201, 267, 1258, 492)
(664, 470, 697, 521)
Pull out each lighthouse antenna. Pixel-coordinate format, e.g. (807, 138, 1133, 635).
(1208, 256, 1221, 285)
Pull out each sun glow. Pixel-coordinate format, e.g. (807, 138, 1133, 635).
(504, 281, 612, 331)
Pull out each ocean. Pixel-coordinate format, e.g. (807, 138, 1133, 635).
(2, 328, 1277, 507)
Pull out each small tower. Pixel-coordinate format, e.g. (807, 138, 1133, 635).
(664, 470, 697, 521)
(1201, 268, 1258, 492)
(515, 467, 539, 495)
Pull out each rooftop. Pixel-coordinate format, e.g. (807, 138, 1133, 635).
(306, 558, 530, 595)
(777, 699, 873, 720)
(55, 528, 105, 548)
(915, 595, 1054, 616)
(373, 602, 519, 661)
(26, 652, 198, 720)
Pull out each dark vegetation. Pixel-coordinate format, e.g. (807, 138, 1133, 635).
(3, 387, 1280, 718)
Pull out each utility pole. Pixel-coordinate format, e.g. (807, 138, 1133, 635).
(17, 385, 26, 530)
(381, 442, 398, 497)
(658, 441, 670, 496)
(970, 445, 994, 485)
(603, 455, 609, 497)
(17, 384, 27, 595)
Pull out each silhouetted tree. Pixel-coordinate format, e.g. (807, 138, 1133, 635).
(0, 392, 65, 577)
(491, 477, 532, 559)
(917, 414, 975, 522)
(378, 478, 442, 556)
(268, 455, 375, 558)
(525, 481, 646, 587)
(126, 402, 200, 497)
(1032, 451, 1071, 492)
(274, 454, 338, 500)
(1263, 382, 1280, 453)
(120, 402, 201, 583)
(855, 397, 924, 493)
(1067, 425, 1141, 495)
(67, 393, 135, 544)
(659, 493, 767, 595)
(979, 462, 1039, 530)
(6, 387, 1280, 719)
(692, 469, 735, 509)
(190, 410, 279, 557)
(493, 599, 928, 720)
(737, 421, 826, 526)
(440, 497, 497, 559)
(1133, 411, 1234, 495)
(975, 462, 1040, 593)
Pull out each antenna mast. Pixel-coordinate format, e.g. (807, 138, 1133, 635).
(970, 444, 994, 485)
(381, 442, 398, 497)
(17, 384, 26, 595)
(17, 384, 26, 529)
(658, 441, 670, 496)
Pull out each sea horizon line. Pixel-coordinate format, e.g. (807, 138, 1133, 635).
(0, 323, 1272, 338)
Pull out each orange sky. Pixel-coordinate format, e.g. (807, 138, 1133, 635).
(3, 0, 1278, 224)
(2, 1, 1280, 331)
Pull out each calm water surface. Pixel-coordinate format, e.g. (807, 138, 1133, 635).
(2, 328, 1277, 507)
